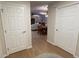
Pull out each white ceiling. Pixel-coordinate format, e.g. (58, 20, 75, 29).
(31, 1, 54, 13)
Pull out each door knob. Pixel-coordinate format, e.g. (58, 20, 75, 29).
(56, 29, 58, 31)
(5, 30, 7, 33)
(22, 31, 26, 33)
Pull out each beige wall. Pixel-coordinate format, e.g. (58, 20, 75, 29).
(47, 1, 79, 57)
(47, 3, 56, 45)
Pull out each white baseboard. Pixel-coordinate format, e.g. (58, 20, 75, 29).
(3, 45, 32, 58)
(47, 40, 56, 46)
(0, 54, 8, 58)
(27, 44, 32, 49)
(73, 55, 79, 58)
(3, 54, 7, 58)
(47, 40, 77, 58)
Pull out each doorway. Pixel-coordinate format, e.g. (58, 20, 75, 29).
(31, 1, 48, 55)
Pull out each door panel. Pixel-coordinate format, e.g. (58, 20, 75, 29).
(1, 5, 28, 54)
(55, 4, 79, 55)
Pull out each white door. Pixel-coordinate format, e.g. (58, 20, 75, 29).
(55, 4, 79, 55)
(1, 5, 29, 54)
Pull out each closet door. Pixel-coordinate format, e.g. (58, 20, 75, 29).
(1, 4, 30, 54)
(55, 4, 79, 55)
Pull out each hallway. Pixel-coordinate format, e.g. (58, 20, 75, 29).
(6, 31, 74, 58)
